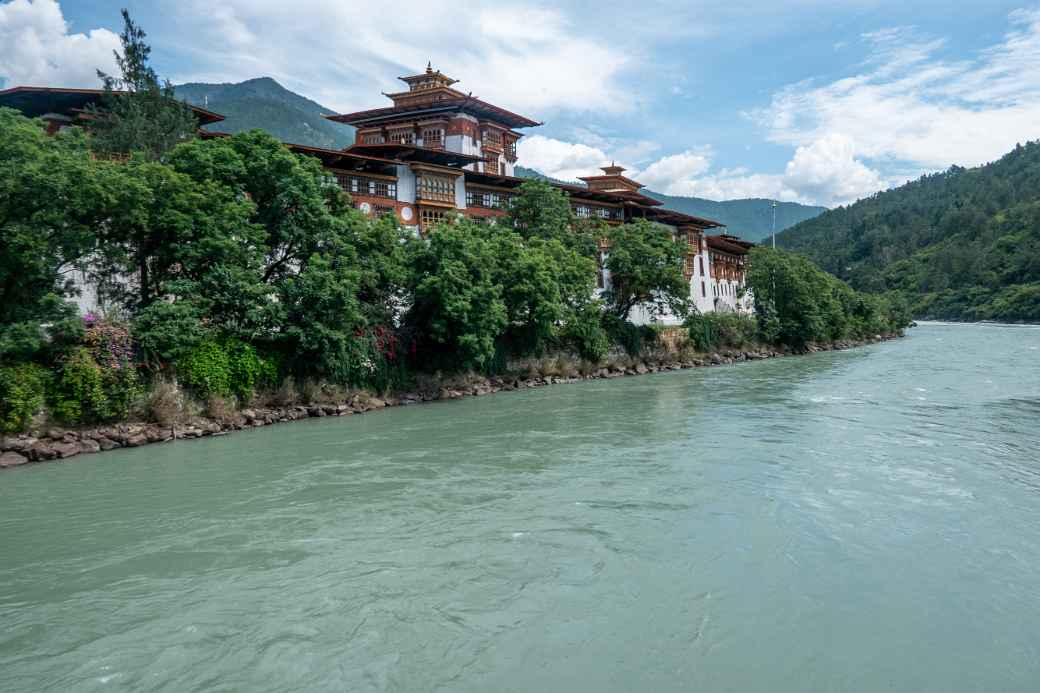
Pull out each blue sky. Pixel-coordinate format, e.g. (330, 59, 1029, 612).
(2, 0, 1039, 206)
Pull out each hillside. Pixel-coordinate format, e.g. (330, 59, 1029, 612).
(777, 141, 1040, 322)
(175, 77, 354, 149)
(515, 166, 826, 241)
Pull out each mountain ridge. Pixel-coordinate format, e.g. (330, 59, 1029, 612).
(174, 77, 355, 150)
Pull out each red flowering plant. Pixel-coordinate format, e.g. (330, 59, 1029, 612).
(348, 325, 409, 391)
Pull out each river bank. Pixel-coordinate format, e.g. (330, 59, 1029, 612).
(0, 333, 902, 470)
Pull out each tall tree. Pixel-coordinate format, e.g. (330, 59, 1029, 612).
(0, 109, 108, 359)
(602, 220, 690, 321)
(89, 10, 198, 160)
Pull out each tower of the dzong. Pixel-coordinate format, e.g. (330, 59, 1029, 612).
(327, 63, 540, 176)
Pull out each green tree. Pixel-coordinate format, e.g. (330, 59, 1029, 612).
(603, 220, 690, 320)
(95, 159, 267, 333)
(89, 10, 198, 160)
(404, 220, 508, 371)
(507, 179, 574, 243)
(0, 109, 105, 360)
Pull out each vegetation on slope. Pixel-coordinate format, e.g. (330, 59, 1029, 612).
(777, 141, 1040, 322)
(175, 77, 355, 149)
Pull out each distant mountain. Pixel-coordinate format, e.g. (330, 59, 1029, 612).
(175, 77, 354, 149)
(777, 141, 1040, 322)
(515, 166, 826, 241)
(643, 192, 827, 242)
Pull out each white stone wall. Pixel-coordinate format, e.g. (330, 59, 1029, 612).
(454, 175, 467, 209)
(395, 165, 416, 203)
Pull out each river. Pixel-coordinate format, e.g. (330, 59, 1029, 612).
(1, 322, 1039, 692)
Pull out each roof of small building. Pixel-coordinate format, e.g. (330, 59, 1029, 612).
(0, 86, 225, 126)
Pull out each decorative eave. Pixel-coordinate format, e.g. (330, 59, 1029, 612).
(327, 96, 541, 129)
(346, 142, 480, 168)
(577, 174, 645, 191)
(706, 234, 753, 254)
(463, 170, 526, 188)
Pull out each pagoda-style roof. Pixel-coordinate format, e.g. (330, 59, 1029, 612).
(398, 63, 459, 90)
(345, 143, 480, 168)
(707, 234, 753, 254)
(578, 163, 645, 193)
(0, 85, 225, 126)
(647, 208, 724, 229)
(328, 95, 541, 130)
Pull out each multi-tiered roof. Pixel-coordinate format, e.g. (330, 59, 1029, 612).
(326, 64, 540, 130)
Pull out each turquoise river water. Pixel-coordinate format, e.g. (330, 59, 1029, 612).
(1, 322, 1039, 692)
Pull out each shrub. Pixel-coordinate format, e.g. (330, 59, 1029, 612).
(204, 394, 236, 424)
(685, 313, 759, 352)
(176, 340, 231, 399)
(50, 347, 109, 424)
(602, 314, 657, 357)
(226, 340, 278, 402)
(143, 380, 189, 426)
(564, 305, 610, 363)
(0, 363, 50, 433)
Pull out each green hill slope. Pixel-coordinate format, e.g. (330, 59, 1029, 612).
(515, 166, 826, 241)
(777, 142, 1040, 322)
(175, 77, 354, 149)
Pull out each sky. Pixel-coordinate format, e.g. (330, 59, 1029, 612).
(2, 0, 1040, 207)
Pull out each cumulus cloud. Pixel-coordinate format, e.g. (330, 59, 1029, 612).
(756, 9, 1040, 170)
(0, 0, 118, 88)
(516, 135, 614, 181)
(171, 0, 631, 116)
(522, 131, 890, 207)
(635, 150, 712, 192)
(783, 134, 886, 206)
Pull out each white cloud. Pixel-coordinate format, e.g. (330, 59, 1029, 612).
(0, 0, 118, 88)
(635, 149, 712, 192)
(757, 9, 1040, 171)
(518, 133, 876, 206)
(171, 0, 631, 116)
(516, 135, 613, 181)
(783, 134, 885, 206)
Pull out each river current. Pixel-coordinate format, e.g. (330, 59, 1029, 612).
(2, 322, 1039, 692)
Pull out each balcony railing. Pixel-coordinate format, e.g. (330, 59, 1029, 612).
(417, 174, 455, 204)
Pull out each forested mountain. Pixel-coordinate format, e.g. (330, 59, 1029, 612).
(175, 77, 354, 149)
(516, 166, 826, 241)
(777, 141, 1040, 322)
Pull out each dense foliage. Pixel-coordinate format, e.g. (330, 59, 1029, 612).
(745, 248, 910, 348)
(777, 141, 1040, 321)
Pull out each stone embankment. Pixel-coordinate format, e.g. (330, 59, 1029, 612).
(0, 334, 898, 470)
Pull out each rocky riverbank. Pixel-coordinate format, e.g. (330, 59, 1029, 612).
(0, 333, 901, 470)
